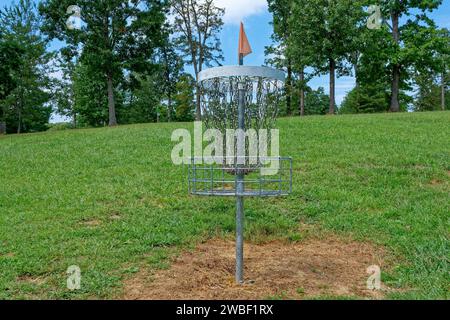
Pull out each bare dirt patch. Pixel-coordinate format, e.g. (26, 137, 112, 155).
(429, 179, 443, 186)
(17, 275, 46, 286)
(123, 237, 389, 300)
(80, 219, 102, 227)
(109, 213, 122, 220)
(0, 252, 15, 258)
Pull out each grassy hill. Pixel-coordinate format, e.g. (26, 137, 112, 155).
(0, 112, 449, 299)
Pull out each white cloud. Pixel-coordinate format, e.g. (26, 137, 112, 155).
(215, 0, 268, 25)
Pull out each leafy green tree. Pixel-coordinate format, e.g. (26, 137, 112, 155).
(434, 28, 449, 111)
(267, 0, 295, 116)
(304, 87, 330, 115)
(350, 15, 395, 112)
(268, 0, 319, 117)
(174, 74, 195, 122)
(412, 73, 444, 111)
(72, 61, 109, 127)
(404, 26, 449, 112)
(440, 58, 449, 111)
(412, 27, 450, 112)
(440, 62, 449, 111)
(0, 36, 22, 134)
(289, 0, 364, 114)
(157, 21, 184, 122)
(125, 73, 162, 124)
(53, 50, 78, 126)
(373, 0, 443, 112)
(340, 22, 395, 114)
(39, 0, 167, 126)
(171, 0, 224, 120)
(0, 0, 53, 134)
(340, 83, 390, 114)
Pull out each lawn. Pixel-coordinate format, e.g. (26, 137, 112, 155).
(0, 112, 449, 299)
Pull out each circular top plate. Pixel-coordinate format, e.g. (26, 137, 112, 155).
(198, 65, 285, 83)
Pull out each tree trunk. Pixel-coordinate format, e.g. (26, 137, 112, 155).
(390, 12, 400, 112)
(0, 107, 5, 134)
(286, 60, 292, 116)
(17, 107, 21, 134)
(192, 60, 201, 121)
(442, 72, 446, 111)
(353, 51, 359, 84)
(107, 72, 118, 126)
(329, 58, 336, 114)
(73, 112, 77, 128)
(168, 93, 172, 122)
(390, 64, 401, 112)
(193, 50, 201, 121)
(299, 69, 305, 117)
(195, 83, 201, 121)
(17, 91, 23, 134)
(354, 54, 361, 112)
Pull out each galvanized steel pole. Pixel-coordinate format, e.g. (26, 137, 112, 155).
(236, 81, 245, 284)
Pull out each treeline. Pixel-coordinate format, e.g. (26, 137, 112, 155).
(0, 0, 224, 134)
(0, 0, 449, 135)
(267, 0, 449, 116)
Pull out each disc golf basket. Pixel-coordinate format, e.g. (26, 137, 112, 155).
(188, 66, 293, 284)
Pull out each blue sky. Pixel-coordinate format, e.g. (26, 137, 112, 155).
(1, 0, 449, 120)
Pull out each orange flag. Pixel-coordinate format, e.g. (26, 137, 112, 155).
(238, 22, 252, 64)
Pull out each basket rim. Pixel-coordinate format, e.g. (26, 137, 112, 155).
(198, 65, 285, 83)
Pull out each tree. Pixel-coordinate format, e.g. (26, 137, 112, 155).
(0, 36, 22, 134)
(436, 28, 450, 111)
(441, 61, 449, 111)
(174, 74, 195, 121)
(340, 83, 390, 114)
(268, 0, 315, 117)
(304, 87, 330, 115)
(406, 25, 450, 111)
(412, 28, 450, 112)
(0, 0, 53, 134)
(53, 50, 77, 126)
(290, 0, 364, 114)
(413, 72, 443, 111)
(72, 61, 109, 127)
(267, 0, 295, 116)
(171, 0, 224, 121)
(373, 0, 443, 112)
(39, 0, 166, 126)
(157, 21, 184, 122)
(339, 19, 396, 113)
(441, 63, 449, 111)
(124, 72, 162, 124)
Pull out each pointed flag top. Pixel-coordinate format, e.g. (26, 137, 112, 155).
(238, 22, 252, 65)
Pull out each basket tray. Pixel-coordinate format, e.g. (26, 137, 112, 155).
(188, 157, 292, 197)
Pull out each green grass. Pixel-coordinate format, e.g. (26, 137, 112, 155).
(0, 112, 449, 299)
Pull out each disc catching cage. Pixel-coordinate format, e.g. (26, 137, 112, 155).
(189, 66, 292, 197)
(200, 67, 283, 138)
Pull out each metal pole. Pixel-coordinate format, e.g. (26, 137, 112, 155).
(236, 81, 245, 284)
